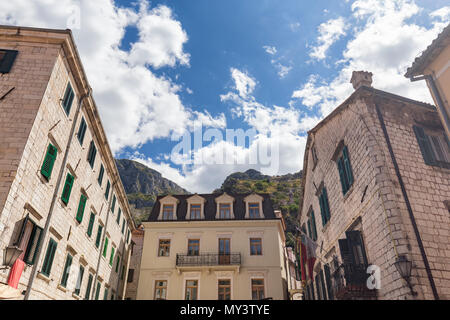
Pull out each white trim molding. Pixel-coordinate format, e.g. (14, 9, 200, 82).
(186, 194, 206, 220)
(215, 193, 235, 219)
(244, 193, 264, 219)
(158, 195, 179, 221)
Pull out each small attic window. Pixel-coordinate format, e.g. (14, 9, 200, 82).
(0, 49, 18, 74)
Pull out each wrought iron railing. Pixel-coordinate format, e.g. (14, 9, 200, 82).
(176, 253, 241, 267)
(331, 263, 373, 299)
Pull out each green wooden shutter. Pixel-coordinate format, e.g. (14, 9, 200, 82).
(115, 255, 120, 273)
(87, 141, 97, 168)
(77, 117, 87, 145)
(324, 264, 334, 300)
(310, 210, 317, 241)
(76, 194, 87, 223)
(342, 146, 354, 187)
(87, 212, 95, 237)
(318, 194, 326, 226)
(116, 208, 121, 224)
(95, 282, 101, 300)
(337, 158, 348, 194)
(103, 237, 109, 257)
(103, 287, 109, 300)
(75, 265, 84, 295)
(61, 253, 73, 287)
(109, 247, 115, 266)
(323, 187, 331, 221)
(0, 49, 18, 73)
(105, 180, 110, 200)
(85, 274, 93, 300)
(62, 82, 75, 115)
(413, 125, 436, 165)
(111, 195, 116, 213)
(121, 219, 125, 234)
(24, 224, 43, 265)
(127, 229, 130, 243)
(41, 144, 57, 180)
(41, 238, 57, 276)
(95, 225, 103, 248)
(307, 220, 312, 239)
(98, 164, 104, 185)
(61, 173, 74, 204)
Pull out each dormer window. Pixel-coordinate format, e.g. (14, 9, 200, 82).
(219, 204, 231, 219)
(190, 204, 201, 219)
(249, 203, 260, 218)
(162, 205, 174, 220)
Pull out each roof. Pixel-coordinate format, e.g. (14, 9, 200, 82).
(405, 23, 450, 78)
(147, 192, 277, 221)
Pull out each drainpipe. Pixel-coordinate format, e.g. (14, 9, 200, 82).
(410, 74, 450, 141)
(24, 88, 91, 300)
(90, 178, 116, 300)
(374, 100, 439, 300)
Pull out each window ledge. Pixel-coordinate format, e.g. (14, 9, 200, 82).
(37, 272, 52, 283)
(57, 284, 67, 293)
(321, 221, 331, 234)
(72, 292, 81, 300)
(343, 184, 355, 202)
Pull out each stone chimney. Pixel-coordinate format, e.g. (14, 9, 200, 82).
(350, 71, 373, 90)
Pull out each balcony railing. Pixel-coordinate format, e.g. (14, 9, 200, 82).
(331, 263, 377, 300)
(176, 253, 241, 267)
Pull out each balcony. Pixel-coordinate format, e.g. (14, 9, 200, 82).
(175, 253, 241, 273)
(331, 263, 377, 300)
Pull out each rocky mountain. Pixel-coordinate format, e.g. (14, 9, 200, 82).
(215, 169, 303, 248)
(115, 159, 189, 225)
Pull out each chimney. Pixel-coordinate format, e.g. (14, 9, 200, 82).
(350, 71, 373, 90)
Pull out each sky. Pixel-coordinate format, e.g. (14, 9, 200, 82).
(1, 0, 449, 193)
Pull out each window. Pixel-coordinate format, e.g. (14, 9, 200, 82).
(111, 195, 116, 214)
(319, 269, 328, 300)
(324, 264, 334, 300)
(15, 215, 43, 265)
(61, 173, 74, 205)
(311, 144, 318, 168)
(109, 246, 115, 266)
(190, 204, 201, 219)
(307, 210, 318, 241)
(127, 229, 131, 244)
(338, 230, 368, 271)
(219, 203, 231, 219)
(95, 224, 103, 248)
(187, 239, 200, 256)
(413, 125, 450, 169)
(127, 269, 134, 283)
(115, 255, 120, 273)
(41, 238, 57, 277)
(250, 238, 262, 255)
(154, 280, 167, 300)
(94, 281, 101, 300)
(249, 203, 260, 218)
(84, 273, 93, 300)
(116, 208, 121, 224)
(315, 273, 323, 300)
(105, 180, 110, 200)
(251, 279, 265, 300)
(87, 140, 97, 168)
(98, 164, 104, 186)
(121, 265, 125, 280)
(76, 194, 87, 223)
(111, 292, 115, 300)
(318, 187, 331, 226)
(0, 49, 18, 73)
(74, 265, 84, 296)
(103, 287, 109, 300)
(121, 219, 125, 234)
(158, 239, 170, 257)
(60, 253, 73, 288)
(218, 279, 231, 300)
(337, 145, 354, 195)
(62, 82, 75, 115)
(77, 117, 87, 145)
(219, 238, 230, 264)
(185, 280, 198, 300)
(103, 237, 109, 258)
(40, 143, 57, 180)
(162, 204, 174, 220)
(87, 212, 95, 237)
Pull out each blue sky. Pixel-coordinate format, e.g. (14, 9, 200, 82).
(1, 0, 449, 192)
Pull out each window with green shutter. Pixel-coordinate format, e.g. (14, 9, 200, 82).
(310, 210, 317, 241)
(111, 195, 116, 214)
(98, 164, 104, 186)
(105, 180, 110, 200)
(75, 265, 84, 296)
(76, 194, 87, 223)
(17, 215, 43, 265)
(77, 117, 87, 145)
(121, 219, 125, 234)
(60, 253, 73, 287)
(115, 255, 120, 273)
(87, 140, 97, 168)
(103, 237, 109, 257)
(319, 187, 331, 226)
(0, 49, 18, 74)
(61, 173, 74, 204)
(116, 208, 121, 224)
(95, 225, 103, 248)
(62, 82, 75, 115)
(413, 125, 450, 168)
(126, 229, 130, 243)
(95, 281, 101, 300)
(41, 238, 57, 277)
(84, 273, 93, 300)
(109, 247, 115, 266)
(87, 212, 95, 237)
(41, 144, 57, 180)
(336, 145, 354, 195)
(103, 287, 109, 300)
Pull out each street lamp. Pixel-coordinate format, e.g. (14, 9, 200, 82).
(394, 255, 417, 296)
(1, 246, 23, 269)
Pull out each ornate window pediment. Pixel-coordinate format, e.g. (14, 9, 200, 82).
(158, 195, 179, 221)
(244, 193, 264, 219)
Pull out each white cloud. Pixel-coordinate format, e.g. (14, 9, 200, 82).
(0, 0, 223, 154)
(293, 0, 449, 120)
(289, 22, 301, 31)
(230, 68, 256, 99)
(263, 45, 277, 55)
(309, 17, 347, 60)
(271, 60, 292, 79)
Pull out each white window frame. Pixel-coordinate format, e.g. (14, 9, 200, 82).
(244, 194, 264, 219)
(186, 194, 206, 220)
(158, 196, 179, 220)
(215, 193, 235, 219)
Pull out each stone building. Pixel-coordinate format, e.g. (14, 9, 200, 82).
(124, 224, 144, 300)
(298, 71, 450, 300)
(405, 23, 450, 140)
(0, 25, 135, 300)
(137, 193, 288, 300)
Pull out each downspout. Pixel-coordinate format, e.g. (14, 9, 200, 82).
(24, 87, 91, 300)
(90, 178, 116, 300)
(374, 100, 439, 300)
(410, 74, 450, 141)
